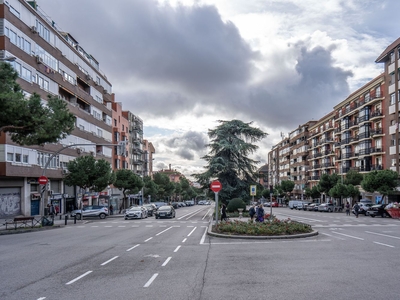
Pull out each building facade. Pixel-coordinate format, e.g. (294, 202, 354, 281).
(0, 0, 155, 217)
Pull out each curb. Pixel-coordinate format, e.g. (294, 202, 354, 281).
(206, 221, 318, 240)
(0, 225, 62, 236)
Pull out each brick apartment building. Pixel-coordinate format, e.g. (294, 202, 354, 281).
(268, 38, 400, 203)
(0, 0, 153, 217)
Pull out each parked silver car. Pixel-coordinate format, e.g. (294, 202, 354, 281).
(318, 203, 335, 212)
(125, 206, 147, 220)
(71, 206, 109, 220)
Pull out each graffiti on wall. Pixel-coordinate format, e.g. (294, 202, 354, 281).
(0, 191, 21, 217)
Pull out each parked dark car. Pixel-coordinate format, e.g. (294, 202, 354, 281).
(155, 205, 176, 219)
(170, 202, 179, 209)
(143, 204, 157, 217)
(369, 204, 391, 218)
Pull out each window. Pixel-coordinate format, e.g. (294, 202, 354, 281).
(390, 73, 395, 85)
(23, 155, 29, 163)
(23, 40, 31, 54)
(10, 5, 20, 18)
(7, 153, 14, 161)
(9, 30, 17, 44)
(43, 80, 49, 91)
(391, 134, 396, 146)
(36, 20, 50, 42)
(15, 153, 21, 162)
(22, 67, 32, 82)
(390, 51, 395, 63)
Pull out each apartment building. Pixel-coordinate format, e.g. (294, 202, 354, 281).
(289, 121, 316, 197)
(333, 74, 385, 177)
(375, 38, 400, 173)
(122, 111, 144, 176)
(111, 96, 129, 170)
(0, 0, 139, 217)
(268, 145, 279, 188)
(308, 113, 336, 188)
(142, 139, 155, 178)
(258, 164, 269, 189)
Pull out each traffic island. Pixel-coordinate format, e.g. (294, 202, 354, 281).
(207, 218, 318, 240)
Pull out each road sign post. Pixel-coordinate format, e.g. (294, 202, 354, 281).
(210, 180, 222, 225)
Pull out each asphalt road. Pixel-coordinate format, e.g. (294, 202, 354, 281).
(1, 205, 399, 300)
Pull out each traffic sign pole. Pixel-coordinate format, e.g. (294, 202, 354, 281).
(210, 180, 222, 225)
(215, 192, 219, 225)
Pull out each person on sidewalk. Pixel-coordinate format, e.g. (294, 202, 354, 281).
(345, 202, 350, 216)
(353, 202, 360, 218)
(221, 203, 227, 221)
(109, 205, 114, 215)
(249, 204, 256, 222)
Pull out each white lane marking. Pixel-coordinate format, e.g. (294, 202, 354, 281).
(322, 232, 345, 240)
(127, 244, 140, 252)
(202, 208, 212, 220)
(66, 271, 93, 285)
(200, 227, 208, 244)
(365, 231, 400, 240)
(162, 257, 172, 266)
(182, 238, 187, 243)
(101, 256, 118, 266)
(277, 213, 324, 223)
(373, 241, 395, 248)
(332, 231, 364, 240)
(145, 225, 153, 227)
(177, 208, 205, 220)
(144, 273, 158, 288)
(91, 226, 99, 227)
(37, 297, 46, 300)
(118, 226, 126, 228)
(187, 227, 197, 237)
(173, 245, 181, 252)
(155, 226, 173, 236)
(131, 225, 139, 227)
(144, 237, 153, 242)
(105, 226, 112, 227)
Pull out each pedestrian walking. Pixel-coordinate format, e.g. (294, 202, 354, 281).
(256, 204, 265, 222)
(221, 203, 227, 221)
(345, 201, 350, 216)
(249, 204, 256, 222)
(49, 203, 56, 218)
(353, 202, 360, 218)
(109, 205, 114, 215)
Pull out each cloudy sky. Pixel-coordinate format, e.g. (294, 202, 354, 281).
(39, 0, 400, 180)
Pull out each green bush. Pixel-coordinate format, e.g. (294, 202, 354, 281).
(226, 198, 246, 213)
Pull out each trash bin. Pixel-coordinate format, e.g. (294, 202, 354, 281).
(41, 216, 54, 226)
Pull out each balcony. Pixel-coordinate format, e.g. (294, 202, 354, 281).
(358, 132, 371, 140)
(370, 164, 383, 171)
(349, 136, 359, 144)
(340, 138, 351, 145)
(358, 115, 371, 124)
(310, 176, 320, 181)
(359, 148, 371, 155)
(370, 147, 383, 154)
(349, 120, 359, 128)
(370, 128, 384, 136)
(370, 110, 383, 120)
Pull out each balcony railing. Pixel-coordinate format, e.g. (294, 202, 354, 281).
(370, 128, 383, 135)
(370, 164, 383, 170)
(358, 132, 371, 139)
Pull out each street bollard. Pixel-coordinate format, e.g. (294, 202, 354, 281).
(74, 215, 76, 224)
(65, 215, 68, 225)
(59, 214, 62, 220)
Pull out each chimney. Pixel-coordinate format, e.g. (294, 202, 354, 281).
(169, 164, 171, 170)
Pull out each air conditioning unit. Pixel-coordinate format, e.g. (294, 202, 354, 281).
(104, 89, 108, 94)
(77, 148, 81, 154)
(31, 26, 38, 33)
(90, 151, 95, 156)
(85, 74, 92, 81)
(62, 169, 69, 174)
(94, 82, 99, 86)
(36, 55, 43, 64)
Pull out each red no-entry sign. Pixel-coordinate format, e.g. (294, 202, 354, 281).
(210, 180, 222, 193)
(38, 175, 48, 185)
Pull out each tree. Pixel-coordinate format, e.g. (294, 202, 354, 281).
(318, 173, 340, 195)
(280, 180, 295, 196)
(193, 120, 267, 202)
(310, 186, 321, 200)
(154, 173, 175, 201)
(0, 62, 75, 145)
(344, 170, 363, 186)
(113, 169, 144, 207)
(143, 176, 158, 203)
(328, 183, 349, 199)
(64, 156, 114, 207)
(361, 170, 399, 201)
(346, 184, 360, 205)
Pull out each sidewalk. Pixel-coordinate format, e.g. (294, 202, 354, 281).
(0, 212, 126, 234)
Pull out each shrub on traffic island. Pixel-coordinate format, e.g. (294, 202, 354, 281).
(226, 198, 246, 213)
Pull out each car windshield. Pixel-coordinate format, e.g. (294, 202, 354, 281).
(128, 207, 141, 211)
(158, 206, 171, 211)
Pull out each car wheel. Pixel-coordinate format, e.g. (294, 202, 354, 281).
(76, 213, 82, 220)
(155, 216, 158, 219)
(124, 217, 128, 220)
(99, 213, 106, 219)
(382, 212, 387, 218)
(370, 214, 375, 218)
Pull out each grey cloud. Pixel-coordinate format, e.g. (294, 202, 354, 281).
(165, 131, 208, 151)
(43, 0, 257, 94)
(176, 148, 194, 160)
